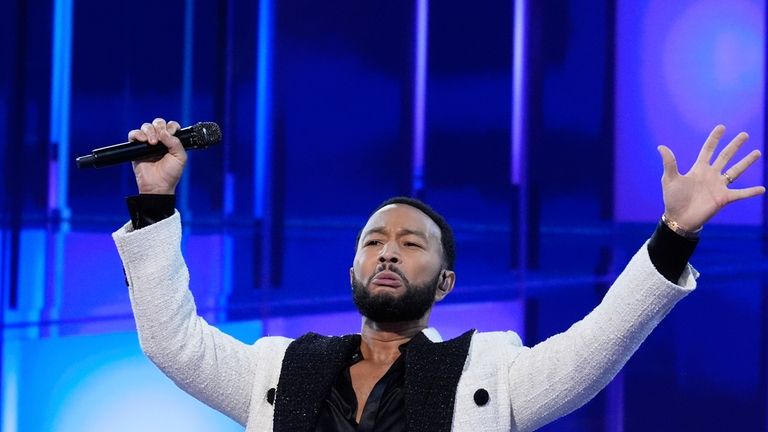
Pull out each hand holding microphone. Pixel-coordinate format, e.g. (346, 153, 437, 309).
(128, 119, 188, 195)
(76, 118, 221, 195)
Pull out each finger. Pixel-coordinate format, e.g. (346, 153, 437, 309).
(140, 122, 158, 144)
(657, 145, 679, 181)
(167, 120, 181, 135)
(723, 149, 761, 182)
(159, 127, 187, 162)
(695, 124, 725, 165)
(727, 185, 766, 203)
(713, 131, 749, 171)
(152, 118, 168, 136)
(128, 129, 147, 142)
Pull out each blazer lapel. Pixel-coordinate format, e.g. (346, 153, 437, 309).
(273, 332, 360, 432)
(404, 329, 475, 432)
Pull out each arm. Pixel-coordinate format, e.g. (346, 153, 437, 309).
(113, 118, 258, 425)
(508, 240, 695, 431)
(508, 125, 764, 431)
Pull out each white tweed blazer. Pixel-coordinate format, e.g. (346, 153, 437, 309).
(113, 212, 697, 431)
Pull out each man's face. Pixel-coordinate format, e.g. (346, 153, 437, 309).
(351, 204, 452, 322)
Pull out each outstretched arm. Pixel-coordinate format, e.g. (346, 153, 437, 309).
(508, 125, 764, 431)
(113, 118, 260, 425)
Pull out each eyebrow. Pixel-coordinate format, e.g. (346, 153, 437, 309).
(363, 227, 429, 242)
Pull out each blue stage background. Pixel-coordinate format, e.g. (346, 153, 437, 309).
(1, 0, 767, 430)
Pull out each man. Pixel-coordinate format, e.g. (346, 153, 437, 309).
(113, 118, 764, 431)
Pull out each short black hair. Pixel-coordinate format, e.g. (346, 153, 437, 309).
(356, 196, 456, 271)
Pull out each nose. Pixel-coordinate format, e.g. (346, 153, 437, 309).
(378, 242, 400, 264)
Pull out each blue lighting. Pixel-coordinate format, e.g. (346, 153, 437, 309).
(178, 0, 196, 217)
(511, 0, 527, 186)
(47, 0, 75, 339)
(254, 0, 273, 218)
(511, 0, 528, 272)
(615, 0, 765, 224)
(49, 0, 73, 220)
(4, 1, 766, 429)
(411, 0, 429, 194)
(9, 328, 257, 431)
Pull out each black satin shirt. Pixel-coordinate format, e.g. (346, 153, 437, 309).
(315, 345, 408, 431)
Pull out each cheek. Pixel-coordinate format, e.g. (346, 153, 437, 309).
(352, 251, 375, 275)
(405, 255, 442, 281)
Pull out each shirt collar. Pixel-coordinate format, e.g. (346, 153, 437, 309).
(421, 327, 442, 342)
(352, 327, 444, 360)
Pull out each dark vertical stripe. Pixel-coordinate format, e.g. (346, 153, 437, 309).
(762, 4, 768, 429)
(178, 0, 195, 217)
(221, 0, 235, 215)
(761, 278, 768, 432)
(1, 0, 29, 424)
(7, 0, 29, 311)
(603, 1, 621, 428)
(602, 0, 616, 222)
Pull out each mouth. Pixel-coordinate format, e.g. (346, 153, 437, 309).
(370, 270, 404, 288)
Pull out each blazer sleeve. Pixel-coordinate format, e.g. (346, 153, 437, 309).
(507, 242, 697, 432)
(113, 211, 259, 426)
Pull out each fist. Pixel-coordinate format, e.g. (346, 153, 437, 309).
(127, 118, 188, 195)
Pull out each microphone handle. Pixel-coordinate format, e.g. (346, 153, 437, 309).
(79, 141, 169, 169)
(76, 127, 203, 169)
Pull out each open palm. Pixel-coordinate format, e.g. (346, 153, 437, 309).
(658, 125, 765, 232)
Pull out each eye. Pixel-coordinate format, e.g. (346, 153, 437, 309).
(404, 241, 423, 249)
(365, 239, 383, 247)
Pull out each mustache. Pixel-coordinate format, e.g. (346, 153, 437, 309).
(367, 263, 409, 285)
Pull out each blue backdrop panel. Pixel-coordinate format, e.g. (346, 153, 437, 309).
(1, 0, 768, 430)
(5, 320, 262, 432)
(615, 0, 765, 224)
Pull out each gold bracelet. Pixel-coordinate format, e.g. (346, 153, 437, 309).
(661, 214, 702, 239)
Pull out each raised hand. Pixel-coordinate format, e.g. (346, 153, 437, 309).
(127, 118, 188, 195)
(657, 125, 765, 232)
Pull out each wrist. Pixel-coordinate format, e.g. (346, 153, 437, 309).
(661, 213, 702, 239)
(138, 186, 176, 195)
(127, 194, 177, 230)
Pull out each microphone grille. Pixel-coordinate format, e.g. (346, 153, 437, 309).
(194, 122, 222, 146)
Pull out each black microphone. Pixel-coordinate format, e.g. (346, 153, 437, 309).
(75, 122, 222, 169)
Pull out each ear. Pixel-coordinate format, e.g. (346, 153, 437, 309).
(434, 270, 455, 302)
(349, 267, 355, 289)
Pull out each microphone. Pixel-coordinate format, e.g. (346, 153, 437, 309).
(75, 122, 222, 169)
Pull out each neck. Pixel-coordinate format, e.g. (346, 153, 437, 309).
(359, 315, 430, 364)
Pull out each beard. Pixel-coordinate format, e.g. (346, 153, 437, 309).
(351, 265, 441, 323)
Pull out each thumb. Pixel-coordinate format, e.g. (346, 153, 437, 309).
(657, 145, 679, 181)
